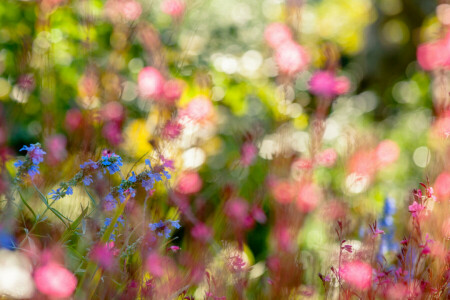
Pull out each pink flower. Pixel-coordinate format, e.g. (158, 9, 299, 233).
(102, 122, 123, 146)
(183, 96, 213, 122)
(146, 252, 165, 277)
(434, 172, 450, 200)
(161, 0, 186, 18)
(271, 180, 295, 204)
(375, 140, 400, 166)
(240, 142, 258, 166)
(292, 158, 313, 170)
(417, 34, 450, 71)
(191, 223, 213, 243)
(65, 109, 83, 131)
(34, 262, 77, 298)
(408, 201, 425, 218)
(138, 67, 165, 100)
(167, 245, 180, 252)
(316, 148, 337, 167)
(264, 23, 293, 49)
(45, 134, 67, 165)
(296, 182, 322, 212)
(105, 0, 142, 22)
(339, 260, 372, 291)
(163, 79, 184, 103)
(348, 150, 377, 177)
(89, 243, 116, 270)
(308, 71, 351, 99)
(102, 101, 124, 123)
(176, 171, 202, 194)
(162, 120, 183, 139)
(224, 198, 249, 225)
(275, 41, 309, 75)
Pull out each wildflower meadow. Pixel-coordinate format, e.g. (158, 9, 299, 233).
(0, 0, 449, 299)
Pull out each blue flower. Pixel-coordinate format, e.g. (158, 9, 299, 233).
(20, 144, 46, 165)
(142, 179, 154, 191)
(149, 172, 162, 182)
(129, 172, 137, 183)
(28, 165, 40, 177)
(163, 170, 171, 180)
(145, 159, 151, 168)
(104, 217, 112, 227)
(80, 159, 98, 170)
(104, 194, 116, 211)
(14, 160, 24, 168)
(82, 175, 93, 186)
(383, 197, 396, 215)
(149, 220, 164, 231)
(0, 229, 15, 251)
(101, 153, 123, 174)
(49, 189, 62, 201)
(66, 186, 73, 196)
(169, 220, 181, 229)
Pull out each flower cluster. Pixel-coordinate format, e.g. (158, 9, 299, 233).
(14, 143, 46, 180)
(378, 197, 399, 256)
(149, 220, 181, 238)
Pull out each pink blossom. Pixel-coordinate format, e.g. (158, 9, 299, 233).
(176, 171, 202, 194)
(102, 101, 124, 123)
(316, 148, 337, 167)
(183, 96, 213, 122)
(348, 150, 377, 177)
(434, 172, 450, 200)
(138, 67, 165, 100)
(89, 243, 116, 270)
(65, 108, 83, 131)
(45, 134, 67, 165)
(271, 180, 295, 204)
(161, 0, 186, 18)
(191, 223, 213, 243)
(408, 201, 425, 218)
(275, 41, 309, 75)
(167, 245, 180, 252)
(308, 71, 351, 99)
(162, 121, 183, 139)
(375, 140, 400, 166)
(224, 198, 249, 224)
(102, 122, 123, 146)
(251, 206, 267, 224)
(34, 262, 77, 298)
(163, 79, 184, 103)
(264, 23, 293, 49)
(417, 34, 450, 71)
(296, 182, 321, 212)
(339, 260, 372, 291)
(292, 158, 313, 170)
(105, 0, 142, 22)
(240, 142, 258, 166)
(146, 252, 165, 277)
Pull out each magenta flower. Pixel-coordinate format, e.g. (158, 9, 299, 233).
(191, 223, 212, 243)
(408, 201, 425, 218)
(34, 262, 77, 298)
(176, 171, 202, 195)
(339, 260, 372, 291)
(138, 67, 165, 100)
(308, 71, 351, 99)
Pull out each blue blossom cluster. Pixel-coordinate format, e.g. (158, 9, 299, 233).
(14, 143, 46, 179)
(378, 197, 399, 256)
(49, 186, 73, 201)
(104, 215, 125, 241)
(149, 220, 181, 238)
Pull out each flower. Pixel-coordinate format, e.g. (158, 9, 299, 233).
(82, 175, 93, 186)
(138, 67, 165, 100)
(240, 142, 258, 167)
(264, 23, 293, 49)
(48, 189, 62, 201)
(20, 144, 46, 165)
(308, 71, 351, 99)
(275, 41, 309, 75)
(408, 201, 425, 218)
(339, 260, 372, 291)
(176, 171, 202, 195)
(191, 223, 212, 243)
(160, 0, 186, 18)
(33, 263, 77, 298)
(80, 159, 98, 170)
(296, 182, 322, 212)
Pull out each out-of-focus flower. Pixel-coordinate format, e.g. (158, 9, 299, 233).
(408, 201, 425, 218)
(182, 96, 214, 122)
(65, 109, 83, 131)
(89, 243, 117, 270)
(0, 249, 35, 299)
(264, 23, 293, 49)
(339, 260, 372, 291)
(434, 172, 450, 200)
(308, 71, 350, 99)
(176, 171, 202, 195)
(105, 0, 142, 22)
(161, 0, 186, 18)
(240, 142, 258, 166)
(162, 121, 183, 139)
(163, 79, 184, 103)
(375, 140, 400, 166)
(417, 33, 450, 71)
(271, 180, 295, 204)
(138, 67, 165, 100)
(19, 144, 45, 165)
(316, 148, 337, 167)
(102, 122, 123, 146)
(145, 252, 165, 277)
(275, 41, 309, 75)
(292, 158, 313, 170)
(33, 262, 77, 298)
(45, 134, 67, 165)
(296, 182, 321, 212)
(191, 223, 213, 243)
(224, 198, 249, 225)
